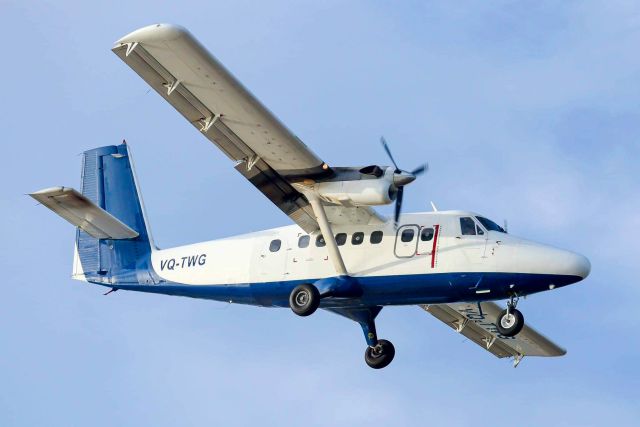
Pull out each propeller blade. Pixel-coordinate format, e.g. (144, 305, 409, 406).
(394, 186, 404, 225)
(380, 136, 400, 172)
(380, 135, 427, 227)
(411, 163, 428, 176)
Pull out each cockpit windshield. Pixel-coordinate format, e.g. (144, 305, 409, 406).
(476, 216, 506, 233)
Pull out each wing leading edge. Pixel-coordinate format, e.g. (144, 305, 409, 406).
(112, 24, 382, 232)
(420, 302, 566, 366)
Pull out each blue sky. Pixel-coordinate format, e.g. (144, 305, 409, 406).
(2, 1, 639, 425)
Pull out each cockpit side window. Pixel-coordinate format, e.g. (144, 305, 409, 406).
(460, 217, 477, 235)
(476, 216, 506, 233)
(420, 227, 434, 241)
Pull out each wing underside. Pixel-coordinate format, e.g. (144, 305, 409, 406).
(112, 24, 382, 232)
(420, 302, 566, 366)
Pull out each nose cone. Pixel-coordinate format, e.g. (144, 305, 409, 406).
(545, 249, 591, 280)
(517, 243, 591, 281)
(570, 253, 591, 279)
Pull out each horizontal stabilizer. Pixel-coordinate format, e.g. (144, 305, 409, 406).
(30, 187, 139, 239)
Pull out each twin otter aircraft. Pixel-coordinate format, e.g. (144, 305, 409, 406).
(32, 24, 590, 369)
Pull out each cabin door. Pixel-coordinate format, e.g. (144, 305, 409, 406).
(394, 225, 420, 258)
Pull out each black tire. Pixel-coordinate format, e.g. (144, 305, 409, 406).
(496, 308, 525, 337)
(365, 339, 395, 369)
(289, 284, 320, 316)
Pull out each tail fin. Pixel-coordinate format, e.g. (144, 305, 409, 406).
(31, 142, 158, 285)
(73, 143, 157, 285)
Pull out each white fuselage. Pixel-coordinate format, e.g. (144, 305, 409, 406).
(149, 211, 589, 292)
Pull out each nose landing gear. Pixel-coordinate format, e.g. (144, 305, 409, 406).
(496, 295, 525, 337)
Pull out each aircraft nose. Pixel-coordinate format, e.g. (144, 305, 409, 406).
(546, 249, 591, 281)
(517, 243, 591, 282)
(570, 252, 591, 279)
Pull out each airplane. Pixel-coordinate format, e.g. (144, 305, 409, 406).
(30, 24, 590, 369)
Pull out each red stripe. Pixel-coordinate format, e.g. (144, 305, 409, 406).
(431, 224, 440, 268)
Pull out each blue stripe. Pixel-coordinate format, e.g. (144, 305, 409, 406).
(99, 272, 582, 308)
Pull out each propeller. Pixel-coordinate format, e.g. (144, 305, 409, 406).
(380, 136, 428, 226)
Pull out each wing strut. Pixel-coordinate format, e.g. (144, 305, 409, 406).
(306, 194, 348, 276)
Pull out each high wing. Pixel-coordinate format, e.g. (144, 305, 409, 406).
(420, 302, 566, 366)
(112, 24, 383, 232)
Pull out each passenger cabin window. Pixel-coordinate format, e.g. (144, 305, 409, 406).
(316, 235, 326, 247)
(335, 233, 347, 246)
(460, 217, 484, 235)
(352, 232, 364, 245)
(298, 235, 310, 248)
(401, 228, 415, 242)
(370, 231, 383, 244)
(420, 227, 434, 241)
(269, 239, 281, 252)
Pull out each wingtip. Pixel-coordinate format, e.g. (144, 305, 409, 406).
(29, 186, 67, 196)
(114, 23, 190, 47)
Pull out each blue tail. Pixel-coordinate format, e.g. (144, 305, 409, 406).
(74, 143, 157, 286)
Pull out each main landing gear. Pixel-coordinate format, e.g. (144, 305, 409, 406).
(287, 193, 395, 367)
(496, 295, 525, 337)
(288, 192, 396, 367)
(359, 309, 395, 369)
(365, 339, 395, 369)
(290, 296, 395, 369)
(289, 284, 321, 316)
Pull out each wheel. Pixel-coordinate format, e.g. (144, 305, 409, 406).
(289, 284, 320, 316)
(496, 308, 525, 337)
(364, 339, 395, 369)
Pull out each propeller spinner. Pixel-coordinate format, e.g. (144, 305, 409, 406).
(380, 136, 428, 226)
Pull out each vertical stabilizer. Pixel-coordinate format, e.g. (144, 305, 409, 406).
(74, 143, 157, 285)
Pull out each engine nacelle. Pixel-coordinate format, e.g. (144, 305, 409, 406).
(311, 168, 397, 206)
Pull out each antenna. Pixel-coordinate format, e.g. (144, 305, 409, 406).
(503, 219, 508, 232)
(430, 201, 438, 212)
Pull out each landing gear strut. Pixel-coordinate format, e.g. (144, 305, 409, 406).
(496, 294, 525, 337)
(287, 190, 345, 318)
(323, 306, 395, 369)
(358, 308, 395, 369)
(291, 187, 396, 368)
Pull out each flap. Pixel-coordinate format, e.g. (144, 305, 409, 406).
(420, 302, 566, 366)
(30, 187, 139, 239)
